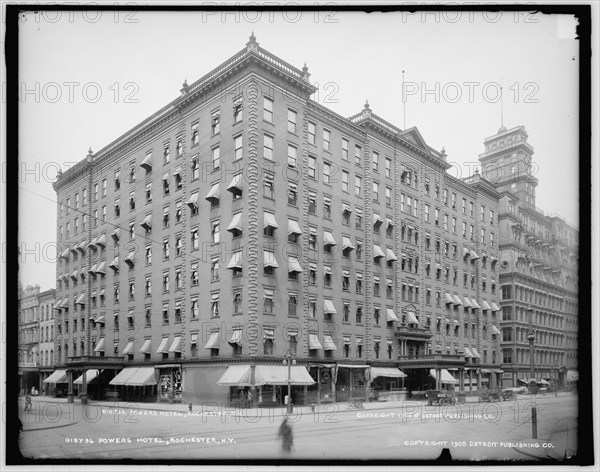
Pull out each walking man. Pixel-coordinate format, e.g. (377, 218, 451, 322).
(278, 417, 294, 454)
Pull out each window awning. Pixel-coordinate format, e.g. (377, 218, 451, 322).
(405, 311, 418, 324)
(491, 302, 501, 312)
(121, 341, 134, 355)
(264, 212, 278, 229)
(111, 228, 120, 241)
(140, 214, 152, 230)
(263, 328, 275, 340)
(227, 212, 243, 233)
(71, 270, 78, 280)
(463, 347, 474, 358)
(162, 172, 169, 181)
(75, 293, 86, 305)
(227, 330, 241, 347)
(186, 193, 199, 209)
(94, 315, 105, 324)
(140, 153, 152, 170)
(77, 240, 87, 253)
(445, 293, 455, 304)
(205, 183, 220, 202)
(470, 298, 481, 309)
(342, 203, 352, 214)
(60, 297, 69, 308)
(373, 245, 385, 258)
(96, 234, 106, 247)
(109, 367, 157, 386)
(323, 231, 336, 246)
(43, 369, 68, 383)
(470, 250, 479, 260)
(371, 367, 407, 379)
(386, 248, 398, 261)
(95, 261, 106, 274)
(324, 265, 332, 275)
(88, 237, 98, 249)
(204, 331, 220, 349)
(125, 251, 136, 265)
(139, 339, 151, 353)
(323, 335, 337, 351)
(93, 338, 105, 352)
(452, 295, 463, 306)
(262, 250, 278, 268)
(386, 217, 394, 228)
(52, 300, 62, 310)
(74, 369, 100, 385)
(491, 325, 501, 336)
(288, 219, 302, 236)
(342, 237, 355, 250)
(430, 368, 458, 384)
(481, 301, 492, 311)
(373, 213, 382, 225)
(463, 297, 472, 308)
(227, 251, 242, 270)
(227, 174, 242, 192)
(463, 247, 469, 257)
(153, 337, 168, 353)
(309, 333, 322, 350)
(387, 308, 399, 322)
(288, 256, 302, 273)
(324, 299, 337, 315)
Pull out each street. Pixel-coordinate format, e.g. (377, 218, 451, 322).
(17, 393, 578, 461)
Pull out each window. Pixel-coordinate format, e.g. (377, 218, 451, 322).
(452, 217, 457, 234)
(209, 258, 219, 282)
(128, 280, 135, 300)
(469, 201, 474, 217)
(356, 273, 363, 294)
(322, 161, 331, 184)
(145, 182, 152, 203)
(212, 147, 220, 170)
(211, 220, 220, 244)
(191, 121, 199, 146)
(176, 136, 183, 158)
(233, 95, 243, 124)
(469, 225, 474, 241)
(323, 265, 332, 287)
(190, 262, 199, 286)
(263, 172, 275, 199)
(424, 204, 430, 222)
(323, 196, 332, 219)
(308, 121, 316, 145)
(342, 271, 350, 291)
(288, 109, 297, 133)
(355, 175, 362, 197)
(480, 205, 485, 221)
(385, 187, 392, 206)
(342, 170, 349, 192)
(264, 288, 274, 313)
(175, 201, 183, 223)
(145, 245, 152, 265)
(309, 264, 317, 285)
(233, 291, 242, 315)
(443, 213, 448, 230)
(287, 144, 297, 168)
(323, 129, 331, 151)
(163, 142, 171, 164)
(309, 300, 317, 319)
(144, 277, 152, 296)
(288, 294, 298, 316)
(481, 228, 485, 244)
(354, 145, 361, 166)
(372, 182, 379, 201)
(489, 209, 495, 225)
(308, 191, 317, 215)
(211, 109, 220, 135)
(190, 227, 199, 250)
(354, 208, 362, 229)
(356, 305, 363, 324)
(190, 297, 198, 320)
(162, 303, 169, 324)
(442, 188, 448, 205)
(234, 135, 243, 161)
(308, 155, 316, 179)
(372, 151, 379, 171)
(385, 157, 392, 178)
(263, 134, 274, 161)
(263, 96, 274, 122)
(162, 238, 170, 260)
(288, 182, 298, 206)
(434, 208, 440, 226)
(356, 241, 363, 260)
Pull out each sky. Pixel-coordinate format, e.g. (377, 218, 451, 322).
(15, 8, 581, 292)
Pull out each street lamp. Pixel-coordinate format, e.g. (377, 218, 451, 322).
(282, 351, 296, 414)
(526, 304, 538, 439)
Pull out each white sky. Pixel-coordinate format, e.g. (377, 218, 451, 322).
(16, 9, 581, 291)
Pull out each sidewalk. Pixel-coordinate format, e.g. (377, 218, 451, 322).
(21, 390, 572, 420)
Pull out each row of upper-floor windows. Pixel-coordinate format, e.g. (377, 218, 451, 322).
(501, 306, 565, 329)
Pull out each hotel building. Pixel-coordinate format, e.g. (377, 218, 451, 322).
(479, 125, 579, 388)
(51, 35, 502, 405)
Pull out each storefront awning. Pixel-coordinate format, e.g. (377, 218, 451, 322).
(109, 367, 157, 386)
(371, 367, 407, 379)
(309, 333, 322, 350)
(74, 369, 100, 385)
(430, 368, 458, 384)
(217, 365, 315, 387)
(43, 369, 68, 383)
(387, 308, 399, 322)
(216, 365, 253, 386)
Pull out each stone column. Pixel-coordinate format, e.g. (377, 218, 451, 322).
(67, 369, 74, 403)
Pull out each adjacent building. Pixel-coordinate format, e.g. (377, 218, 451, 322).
(51, 34, 502, 405)
(479, 125, 579, 388)
(18, 284, 56, 394)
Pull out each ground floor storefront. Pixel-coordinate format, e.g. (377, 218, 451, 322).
(501, 365, 568, 389)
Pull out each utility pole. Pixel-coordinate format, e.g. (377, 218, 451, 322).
(527, 305, 537, 439)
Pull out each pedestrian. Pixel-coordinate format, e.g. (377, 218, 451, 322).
(278, 417, 294, 454)
(247, 390, 253, 407)
(24, 393, 32, 413)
